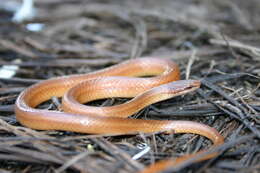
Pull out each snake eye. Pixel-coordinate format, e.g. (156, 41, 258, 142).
(186, 86, 195, 90)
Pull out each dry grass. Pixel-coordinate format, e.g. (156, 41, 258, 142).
(0, 0, 259, 173)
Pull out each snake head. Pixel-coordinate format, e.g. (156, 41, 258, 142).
(165, 80, 201, 96)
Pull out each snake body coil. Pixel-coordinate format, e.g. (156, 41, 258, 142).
(15, 58, 224, 173)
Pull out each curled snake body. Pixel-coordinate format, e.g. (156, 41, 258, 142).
(15, 58, 224, 173)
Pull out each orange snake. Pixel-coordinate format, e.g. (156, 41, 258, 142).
(15, 58, 224, 173)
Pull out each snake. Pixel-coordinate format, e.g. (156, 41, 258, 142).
(15, 57, 224, 173)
